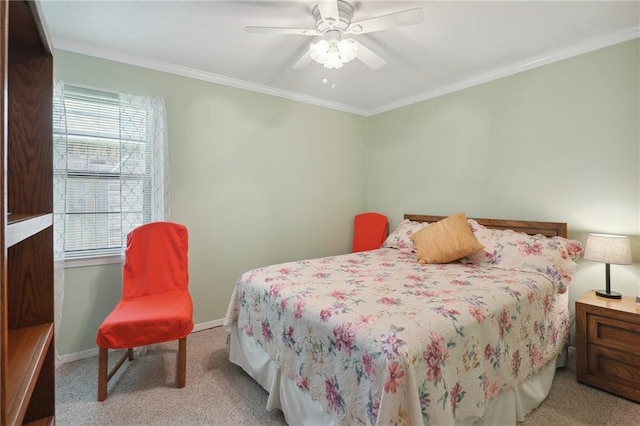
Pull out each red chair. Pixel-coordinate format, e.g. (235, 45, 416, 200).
(352, 212, 389, 252)
(96, 222, 193, 401)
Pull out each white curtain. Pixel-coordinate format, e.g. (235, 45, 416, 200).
(118, 91, 170, 227)
(52, 82, 67, 368)
(53, 83, 169, 365)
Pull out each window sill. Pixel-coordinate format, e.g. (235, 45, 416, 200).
(64, 255, 122, 269)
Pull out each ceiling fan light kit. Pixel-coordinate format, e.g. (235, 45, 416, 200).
(309, 38, 358, 69)
(246, 0, 424, 71)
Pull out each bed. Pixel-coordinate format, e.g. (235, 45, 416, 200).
(224, 214, 583, 425)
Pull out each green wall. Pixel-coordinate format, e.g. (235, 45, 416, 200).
(54, 50, 368, 356)
(55, 39, 639, 356)
(367, 39, 640, 327)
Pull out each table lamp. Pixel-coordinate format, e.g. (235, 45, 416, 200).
(583, 233, 632, 299)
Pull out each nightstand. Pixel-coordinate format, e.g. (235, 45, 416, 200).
(576, 290, 640, 402)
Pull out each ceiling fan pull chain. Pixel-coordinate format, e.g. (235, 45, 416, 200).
(321, 68, 337, 89)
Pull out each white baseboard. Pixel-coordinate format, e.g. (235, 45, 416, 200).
(57, 319, 224, 365)
(59, 347, 100, 364)
(193, 318, 223, 332)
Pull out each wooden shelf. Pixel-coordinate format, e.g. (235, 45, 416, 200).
(6, 213, 53, 247)
(5, 323, 54, 426)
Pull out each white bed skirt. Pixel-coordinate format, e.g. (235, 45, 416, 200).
(229, 324, 566, 426)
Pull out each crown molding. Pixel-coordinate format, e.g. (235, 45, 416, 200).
(52, 38, 368, 117)
(53, 26, 639, 118)
(368, 26, 640, 116)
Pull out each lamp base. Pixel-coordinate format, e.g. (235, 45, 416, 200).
(596, 289, 622, 299)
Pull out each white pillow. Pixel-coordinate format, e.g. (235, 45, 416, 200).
(382, 219, 429, 253)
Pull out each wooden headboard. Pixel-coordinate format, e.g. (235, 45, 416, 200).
(404, 214, 568, 239)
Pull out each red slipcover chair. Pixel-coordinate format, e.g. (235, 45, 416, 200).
(96, 221, 193, 401)
(352, 212, 389, 253)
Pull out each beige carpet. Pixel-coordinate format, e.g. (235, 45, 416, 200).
(56, 327, 640, 425)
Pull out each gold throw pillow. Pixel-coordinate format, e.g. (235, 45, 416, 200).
(411, 213, 484, 264)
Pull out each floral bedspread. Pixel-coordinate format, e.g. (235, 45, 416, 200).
(224, 248, 570, 425)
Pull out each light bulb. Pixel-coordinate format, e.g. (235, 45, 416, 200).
(309, 39, 329, 64)
(338, 39, 358, 63)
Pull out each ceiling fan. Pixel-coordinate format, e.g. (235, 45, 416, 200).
(246, 0, 424, 70)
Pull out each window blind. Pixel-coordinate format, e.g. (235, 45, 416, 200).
(54, 84, 159, 260)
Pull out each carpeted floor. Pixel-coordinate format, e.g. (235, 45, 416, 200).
(56, 326, 640, 425)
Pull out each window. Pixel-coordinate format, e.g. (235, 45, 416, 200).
(53, 83, 168, 262)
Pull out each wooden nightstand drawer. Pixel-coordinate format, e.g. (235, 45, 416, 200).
(588, 314, 640, 353)
(588, 344, 640, 388)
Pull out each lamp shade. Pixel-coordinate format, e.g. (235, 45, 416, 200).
(583, 233, 632, 265)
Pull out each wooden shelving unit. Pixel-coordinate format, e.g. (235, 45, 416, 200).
(1, 0, 55, 424)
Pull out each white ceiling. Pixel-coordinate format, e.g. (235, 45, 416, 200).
(40, 1, 640, 116)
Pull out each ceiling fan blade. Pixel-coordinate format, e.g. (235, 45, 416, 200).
(293, 51, 313, 69)
(354, 40, 386, 70)
(245, 26, 319, 36)
(347, 7, 423, 34)
(316, 0, 339, 24)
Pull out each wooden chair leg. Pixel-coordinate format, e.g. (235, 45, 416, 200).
(98, 347, 135, 401)
(177, 337, 187, 388)
(98, 347, 108, 401)
(99, 341, 185, 400)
